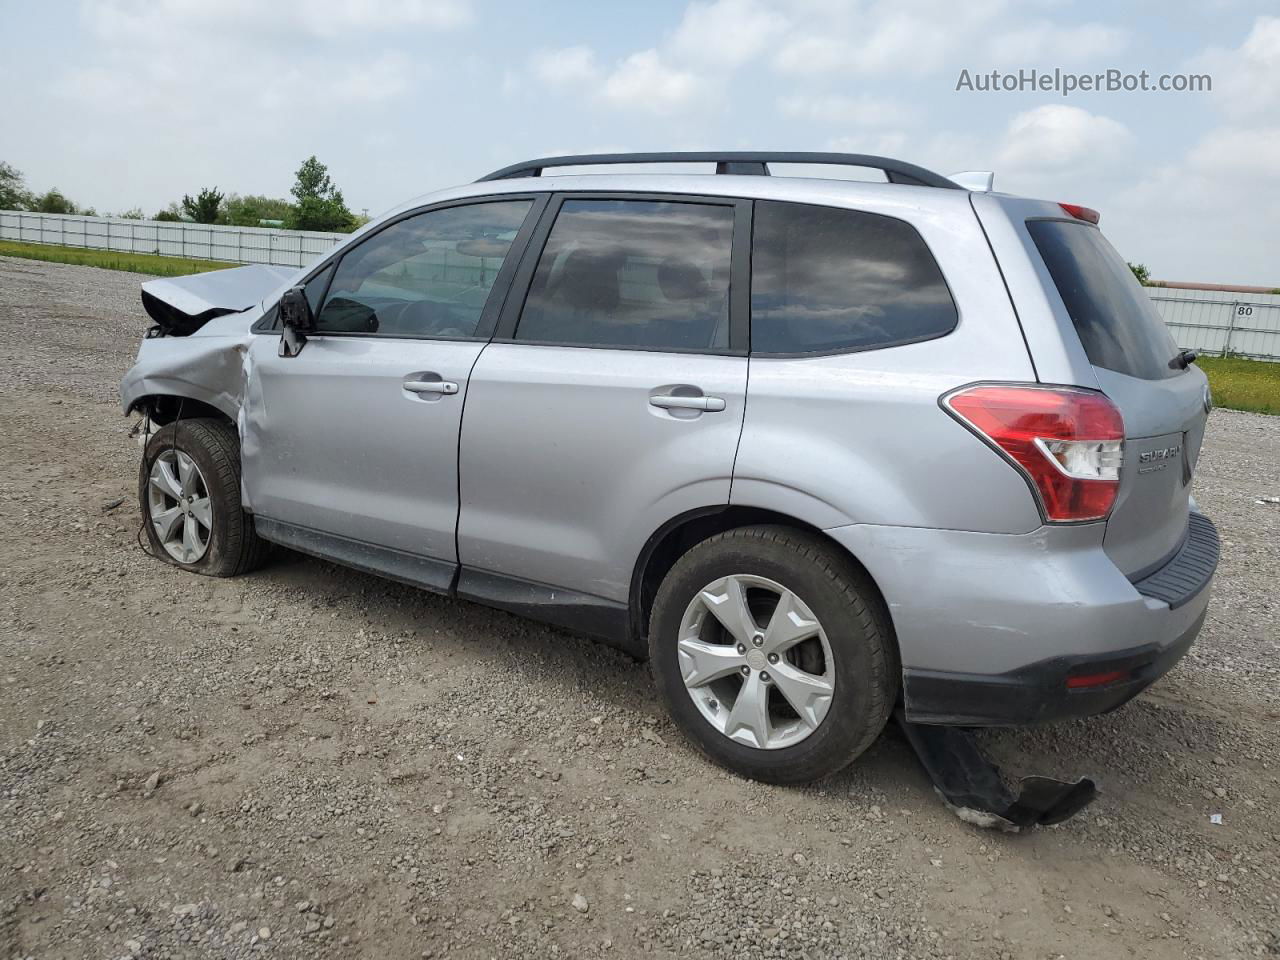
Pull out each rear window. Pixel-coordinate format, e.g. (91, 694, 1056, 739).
(1027, 219, 1179, 380)
(750, 200, 957, 355)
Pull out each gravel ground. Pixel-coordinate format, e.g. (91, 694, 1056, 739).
(1, 254, 1277, 960)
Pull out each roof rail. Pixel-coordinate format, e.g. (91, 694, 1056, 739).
(476, 152, 963, 189)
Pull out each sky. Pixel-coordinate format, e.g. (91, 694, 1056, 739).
(1, 0, 1277, 285)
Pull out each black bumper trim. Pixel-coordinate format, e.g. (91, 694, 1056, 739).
(902, 604, 1207, 726)
(1131, 513, 1219, 609)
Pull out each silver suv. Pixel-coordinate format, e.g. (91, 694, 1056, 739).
(121, 152, 1219, 785)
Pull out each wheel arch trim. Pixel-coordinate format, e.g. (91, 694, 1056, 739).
(123, 383, 239, 426)
(628, 504, 899, 658)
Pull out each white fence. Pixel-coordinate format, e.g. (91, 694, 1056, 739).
(1149, 287, 1280, 362)
(0, 210, 347, 269)
(2, 208, 1278, 360)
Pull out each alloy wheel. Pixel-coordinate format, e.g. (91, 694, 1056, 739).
(677, 574, 835, 750)
(147, 449, 213, 563)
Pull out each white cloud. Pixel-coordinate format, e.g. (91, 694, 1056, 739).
(526, 44, 707, 115)
(1194, 15, 1280, 120)
(527, 0, 777, 114)
(1183, 125, 1280, 180)
(772, 35, 856, 75)
(985, 22, 1128, 64)
(530, 46, 600, 88)
(995, 105, 1133, 177)
(849, 13, 957, 73)
(1106, 124, 1280, 285)
(332, 52, 414, 104)
(602, 50, 703, 113)
(83, 0, 470, 43)
(828, 131, 910, 158)
(669, 0, 790, 68)
(779, 94, 912, 128)
(60, 0, 457, 122)
(772, 0, 1011, 76)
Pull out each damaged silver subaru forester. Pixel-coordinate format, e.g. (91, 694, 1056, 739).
(121, 153, 1218, 815)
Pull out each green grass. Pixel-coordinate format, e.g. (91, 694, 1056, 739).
(1197, 354, 1280, 415)
(0, 239, 235, 277)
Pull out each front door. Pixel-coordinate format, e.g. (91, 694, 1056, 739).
(242, 196, 541, 588)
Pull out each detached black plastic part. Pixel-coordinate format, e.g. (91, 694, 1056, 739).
(895, 712, 1097, 830)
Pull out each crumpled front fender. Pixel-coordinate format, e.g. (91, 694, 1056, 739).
(120, 328, 254, 423)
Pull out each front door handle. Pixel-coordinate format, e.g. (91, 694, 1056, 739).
(649, 394, 726, 412)
(404, 379, 459, 395)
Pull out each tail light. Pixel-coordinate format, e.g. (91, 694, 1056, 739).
(1059, 202, 1100, 224)
(943, 385, 1124, 522)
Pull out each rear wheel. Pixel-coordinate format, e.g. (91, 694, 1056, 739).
(139, 418, 268, 577)
(649, 525, 896, 784)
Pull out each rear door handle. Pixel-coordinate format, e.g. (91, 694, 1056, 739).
(649, 394, 726, 412)
(404, 379, 459, 395)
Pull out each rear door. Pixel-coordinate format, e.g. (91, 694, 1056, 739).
(1023, 213, 1210, 578)
(456, 193, 750, 604)
(242, 196, 542, 586)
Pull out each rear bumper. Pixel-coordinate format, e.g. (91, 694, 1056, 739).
(825, 513, 1218, 727)
(900, 604, 1206, 725)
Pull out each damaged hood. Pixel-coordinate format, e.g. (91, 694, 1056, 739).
(141, 263, 299, 335)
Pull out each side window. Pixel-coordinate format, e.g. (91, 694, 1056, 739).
(514, 199, 734, 351)
(315, 199, 533, 338)
(750, 200, 957, 355)
(304, 263, 334, 315)
(259, 264, 331, 332)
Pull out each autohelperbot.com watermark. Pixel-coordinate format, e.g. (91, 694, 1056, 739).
(955, 68, 1212, 96)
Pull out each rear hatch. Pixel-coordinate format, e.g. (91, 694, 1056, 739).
(1025, 214, 1209, 579)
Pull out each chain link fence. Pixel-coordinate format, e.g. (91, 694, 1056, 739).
(1149, 288, 1280, 362)
(0, 210, 346, 269)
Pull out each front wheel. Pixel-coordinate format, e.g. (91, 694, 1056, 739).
(649, 525, 896, 784)
(138, 417, 268, 577)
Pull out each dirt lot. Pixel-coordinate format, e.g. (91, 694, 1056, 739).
(1, 255, 1277, 960)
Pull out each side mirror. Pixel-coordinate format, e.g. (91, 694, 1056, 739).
(278, 286, 313, 357)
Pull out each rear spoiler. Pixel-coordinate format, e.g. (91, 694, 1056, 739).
(141, 264, 299, 336)
(948, 171, 995, 192)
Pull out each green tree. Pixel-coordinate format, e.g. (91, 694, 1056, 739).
(286, 156, 354, 232)
(1128, 262, 1151, 286)
(220, 193, 293, 227)
(342, 212, 372, 233)
(117, 207, 146, 220)
(33, 188, 79, 214)
(154, 201, 184, 222)
(182, 187, 224, 224)
(0, 161, 34, 210)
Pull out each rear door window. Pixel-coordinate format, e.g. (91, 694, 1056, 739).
(750, 200, 957, 355)
(513, 198, 734, 351)
(1027, 219, 1180, 380)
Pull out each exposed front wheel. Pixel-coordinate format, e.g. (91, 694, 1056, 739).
(649, 526, 896, 784)
(139, 418, 268, 577)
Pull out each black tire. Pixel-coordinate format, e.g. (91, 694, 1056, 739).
(138, 417, 269, 578)
(649, 525, 897, 784)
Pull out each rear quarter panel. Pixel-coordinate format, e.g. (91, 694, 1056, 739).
(968, 193, 1100, 388)
(733, 189, 1043, 533)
